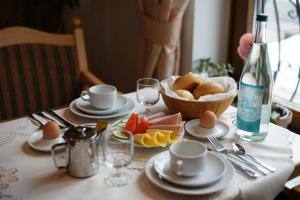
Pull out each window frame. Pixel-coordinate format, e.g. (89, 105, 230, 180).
(228, 0, 300, 133)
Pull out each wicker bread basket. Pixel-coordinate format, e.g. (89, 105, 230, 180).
(160, 86, 234, 120)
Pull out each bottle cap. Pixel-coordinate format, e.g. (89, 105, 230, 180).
(256, 13, 268, 21)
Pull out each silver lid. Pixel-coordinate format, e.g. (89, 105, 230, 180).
(64, 126, 95, 140)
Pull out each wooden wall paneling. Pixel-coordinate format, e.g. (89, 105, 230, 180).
(227, 0, 255, 81)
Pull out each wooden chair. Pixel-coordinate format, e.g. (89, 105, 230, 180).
(0, 19, 104, 121)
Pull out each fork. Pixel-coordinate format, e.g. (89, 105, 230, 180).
(207, 135, 268, 176)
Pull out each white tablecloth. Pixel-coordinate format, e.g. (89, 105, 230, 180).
(0, 92, 295, 200)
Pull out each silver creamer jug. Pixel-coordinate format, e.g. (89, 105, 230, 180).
(51, 125, 105, 178)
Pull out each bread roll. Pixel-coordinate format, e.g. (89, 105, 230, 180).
(175, 90, 195, 101)
(193, 82, 225, 99)
(172, 72, 205, 92)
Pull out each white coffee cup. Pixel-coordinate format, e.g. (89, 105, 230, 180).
(80, 85, 117, 109)
(169, 140, 207, 177)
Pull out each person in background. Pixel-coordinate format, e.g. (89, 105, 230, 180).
(237, 33, 255, 61)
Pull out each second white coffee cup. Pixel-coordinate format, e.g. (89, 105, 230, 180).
(169, 140, 207, 177)
(80, 85, 117, 109)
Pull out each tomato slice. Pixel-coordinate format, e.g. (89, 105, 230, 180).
(123, 113, 138, 134)
(136, 116, 149, 133)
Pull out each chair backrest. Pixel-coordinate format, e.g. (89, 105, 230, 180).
(0, 20, 88, 120)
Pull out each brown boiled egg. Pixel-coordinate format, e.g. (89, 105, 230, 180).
(199, 111, 217, 129)
(42, 121, 60, 140)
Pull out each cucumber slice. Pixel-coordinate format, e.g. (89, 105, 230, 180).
(112, 126, 122, 131)
(122, 118, 129, 123)
(112, 129, 128, 140)
(117, 122, 126, 128)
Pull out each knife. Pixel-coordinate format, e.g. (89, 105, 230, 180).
(207, 147, 261, 178)
(230, 152, 269, 175)
(35, 112, 66, 129)
(227, 157, 262, 178)
(244, 154, 276, 172)
(46, 109, 74, 128)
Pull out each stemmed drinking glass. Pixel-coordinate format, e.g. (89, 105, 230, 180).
(136, 78, 160, 116)
(103, 128, 134, 187)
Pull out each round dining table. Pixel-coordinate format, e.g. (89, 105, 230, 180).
(0, 92, 298, 200)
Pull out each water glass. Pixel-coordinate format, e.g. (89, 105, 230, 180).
(136, 78, 160, 116)
(103, 129, 134, 187)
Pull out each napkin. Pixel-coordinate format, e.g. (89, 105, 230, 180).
(161, 75, 237, 101)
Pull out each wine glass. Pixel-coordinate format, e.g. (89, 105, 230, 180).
(136, 78, 160, 116)
(103, 128, 134, 187)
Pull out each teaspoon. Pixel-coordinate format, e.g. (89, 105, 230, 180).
(232, 142, 276, 172)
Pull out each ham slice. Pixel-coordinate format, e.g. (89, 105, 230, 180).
(149, 122, 185, 136)
(149, 113, 182, 125)
(147, 111, 166, 121)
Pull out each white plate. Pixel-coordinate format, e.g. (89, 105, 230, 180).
(185, 119, 230, 139)
(111, 120, 185, 148)
(145, 152, 234, 195)
(27, 130, 64, 153)
(69, 97, 135, 119)
(75, 95, 128, 115)
(153, 151, 226, 187)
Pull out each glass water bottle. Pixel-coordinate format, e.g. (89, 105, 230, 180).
(236, 13, 274, 142)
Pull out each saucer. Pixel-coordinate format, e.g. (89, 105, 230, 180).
(153, 151, 226, 187)
(145, 152, 234, 195)
(75, 95, 128, 115)
(185, 119, 230, 139)
(69, 97, 135, 119)
(27, 130, 64, 153)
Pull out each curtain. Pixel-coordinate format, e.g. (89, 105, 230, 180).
(138, 0, 190, 80)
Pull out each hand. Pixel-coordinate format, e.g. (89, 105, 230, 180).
(237, 33, 254, 61)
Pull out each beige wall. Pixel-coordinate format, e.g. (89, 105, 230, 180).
(65, 0, 232, 92)
(191, 0, 232, 64)
(65, 0, 141, 93)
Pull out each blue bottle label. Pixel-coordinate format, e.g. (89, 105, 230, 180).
(237, 82, 264, 132)
(260, 104, 272, 124)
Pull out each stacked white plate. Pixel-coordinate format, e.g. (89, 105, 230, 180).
(145, 151, 234, 195)
(69, 96, 135, 119)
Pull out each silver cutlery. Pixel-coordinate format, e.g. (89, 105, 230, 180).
(28, 111, 71, 129)
(232, 142, 276, 172)
(231, 150, 269, 175)
(35, 112, 66, 129)
(27, 114, 44, 128)
(207, 144, 261, 178)
(207, 135, 267, 177)
(46, 109, 74, 128)
(226, 157, 261, 178)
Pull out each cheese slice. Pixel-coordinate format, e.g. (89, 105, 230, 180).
(147, 129, 180, 144)
(147, 131, 168, 147)
(134, 133, 152, 147)
(134, 129, 180, 148)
